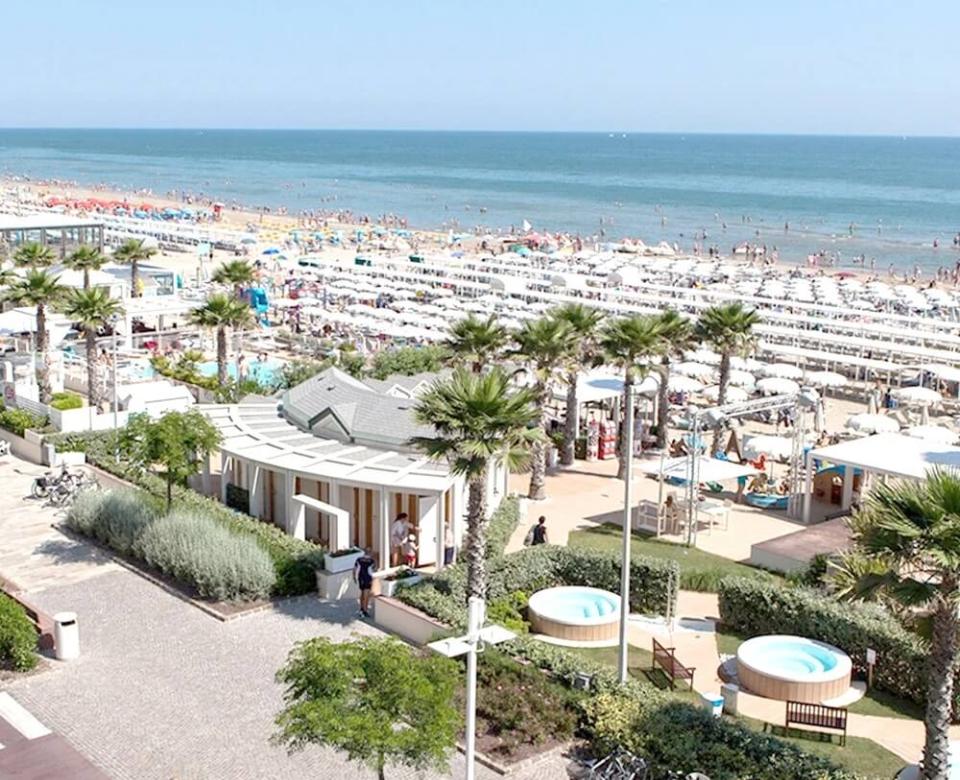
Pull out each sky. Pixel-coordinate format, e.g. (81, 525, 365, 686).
(4, 0, 959, 135)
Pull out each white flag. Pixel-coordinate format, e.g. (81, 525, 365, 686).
(521, 219, 532, 232)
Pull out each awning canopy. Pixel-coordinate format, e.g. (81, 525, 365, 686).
(809, 433, 960, 480)
(636, 456, 759, 482)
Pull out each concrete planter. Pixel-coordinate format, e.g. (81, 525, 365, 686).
(323, 549, 363, 574)
(379, 573, 422, 598)
(372, 596, 447, 644)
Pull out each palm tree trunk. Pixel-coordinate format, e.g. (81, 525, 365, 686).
(616, 375, 633, 480)
(35, 304, 52, 404)
(131, 260, 140, 298)
(922, 593, 960, 780)
(528, 386, 548, 500)
(561, 371, 578, 466)
(83, 268, 90, 290)
(656, 358, 670, 450)
(85, 328, 99, 408)
(710, 352, 731, 456)
(217, 326, 228, 386)
(464, 475, 488, 601)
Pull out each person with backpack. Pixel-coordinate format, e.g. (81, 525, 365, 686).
(525, 516, 548, 546)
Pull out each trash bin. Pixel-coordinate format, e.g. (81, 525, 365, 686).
(721, 683, 739, 715)
(53, 612, 79, 660)
(700, 690, 723, 718)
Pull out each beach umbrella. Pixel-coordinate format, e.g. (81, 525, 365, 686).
(727, 369, 757, 388)
(760, 363, 804, 380)
(806, 370, 847, 388)
(904, 425, 959, 445)
(262, 247, 281, 255)
(686, 349, 721, 365)
(743, 435, 794, 461)
(673, 361, 715, 379)
(730, 356, 765, 372)
(893, 386, 941, 406)
(756, 377, 800, 395)
(667, 376, 704, 393)
(845, 413, 899, 434)
(702, 385, 748, 402)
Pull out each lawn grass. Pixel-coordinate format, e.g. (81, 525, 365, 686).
(737, 716, 905, 780)
(567, 524, 782, 592)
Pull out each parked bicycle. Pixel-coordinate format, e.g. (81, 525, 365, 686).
(573, 748, 649, 780)
(31, 466, 98, 503)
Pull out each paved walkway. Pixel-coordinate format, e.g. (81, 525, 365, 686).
(0, 457, 120, 593)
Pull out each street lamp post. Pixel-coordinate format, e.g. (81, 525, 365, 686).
(618, 384, 636, 684)
(110, 314, 120, 463)
(428, 596, 515, 780)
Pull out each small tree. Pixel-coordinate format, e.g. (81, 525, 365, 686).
(122, 409, 221, 512)
(274, 636, 460, 780)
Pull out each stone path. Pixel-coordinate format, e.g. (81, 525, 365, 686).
(0, 457, 120, 592)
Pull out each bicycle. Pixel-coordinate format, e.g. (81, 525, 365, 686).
(574, 748, 648, 780)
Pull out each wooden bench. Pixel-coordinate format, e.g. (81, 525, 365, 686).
(774, 701, 848, 746)
(651, 638, 695, 690)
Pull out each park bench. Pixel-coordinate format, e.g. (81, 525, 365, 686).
(773, 700, 848, 746)
(651, 638, 695, 690)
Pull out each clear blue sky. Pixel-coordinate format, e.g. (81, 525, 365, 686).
(5, 0, 958, 134)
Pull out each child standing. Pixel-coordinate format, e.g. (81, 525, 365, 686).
(402, 534, 418, 568)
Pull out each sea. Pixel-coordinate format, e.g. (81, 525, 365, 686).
(2, 129, 960, 272)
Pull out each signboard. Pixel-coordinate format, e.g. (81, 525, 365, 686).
(3, 384, 14, 405)
(866, 648, 877, 666)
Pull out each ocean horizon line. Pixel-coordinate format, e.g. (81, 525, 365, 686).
(2, 127, 960, 140)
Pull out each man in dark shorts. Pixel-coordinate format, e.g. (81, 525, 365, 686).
(353, 547, 376, 618)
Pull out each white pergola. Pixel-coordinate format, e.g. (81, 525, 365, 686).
(802, 433, 960, 522)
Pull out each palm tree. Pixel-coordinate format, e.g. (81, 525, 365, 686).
(63, 246, 105, 290)
(211, 259, 255, 298)
(112, 239, 156, 298)
(552, 303, 605, 466)
(61, 289, 124, 409)
(654, 310, 695, 450)
(601, 315, 665, 480)
(695, 303, 760, 455)
(445, 314, 508, 373)
(512, 316, 578, 500)
(411, 368, 541, 600)
(3, 270, 67, 403)
(189, 293, 254, 385)
(12, 242, 55, 268)
(846, 469, 960, 780)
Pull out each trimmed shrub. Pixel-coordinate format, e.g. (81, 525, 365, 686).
(718, 577, 950, 716)
(0, 405, 46, 436)
(50, 392, 83, 411)
(65, 489, 159, 555)
(486, 591, 529, 634)
(583, 697, 855, 780)
(136, 509, 276, 601)
(485, 496, 520, 558)
(0, 594, 37, 671)
(49, 430, 324, 596)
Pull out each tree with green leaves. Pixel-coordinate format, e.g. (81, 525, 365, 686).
(112, 238, 156, 297)
(189, 293, 254, 385)
(121, 409, 221, 512)
(211, 259, 256, 298)
(601, 315, 665, 480)
(552, 303, 605, 466)
(61, 288, 124, 410)
(512, 315, 578, 500)
(411, 368, 541, 600)
(844, 469, 960, 780)
(654, 310, 695, 450)
(63, 246, 105, 289)
(3, 270, 68, 403)
(274, 636, 459, 780)
(695, 303, 760, 454)
(12, 241, 55, 269)
(445, 314, 508, 373)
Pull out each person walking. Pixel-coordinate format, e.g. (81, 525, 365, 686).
(390, 512, 410, 566)
(442, 521, 455, 565)
(531, 515, 549, 546)
(353, 547, 376, 618)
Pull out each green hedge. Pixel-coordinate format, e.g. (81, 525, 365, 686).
(718, 577, 953, 717)
(0, 405, 47, 436)
(50, 430, 324, 596)
(485, 497, 520, 558)
(0, 594, 37, 671)
(50, 392, 83, 411)
(399, 544, 679, 630)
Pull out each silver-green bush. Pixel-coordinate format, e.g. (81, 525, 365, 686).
(135, 509, 276, 601)
(65, 489, 158, 555)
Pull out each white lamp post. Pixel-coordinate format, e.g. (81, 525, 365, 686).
(110, 314, 120, 462)
(618, 384, 635, 684)
(428, 596, 515, 780)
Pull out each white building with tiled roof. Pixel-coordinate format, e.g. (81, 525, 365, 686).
(201, 368, 509, 568)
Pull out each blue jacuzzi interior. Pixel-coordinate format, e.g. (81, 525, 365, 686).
(759, 639, 839, 676)
(547, 591, 617, 620)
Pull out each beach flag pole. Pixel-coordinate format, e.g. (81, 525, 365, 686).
(618, 385, 635, 684)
